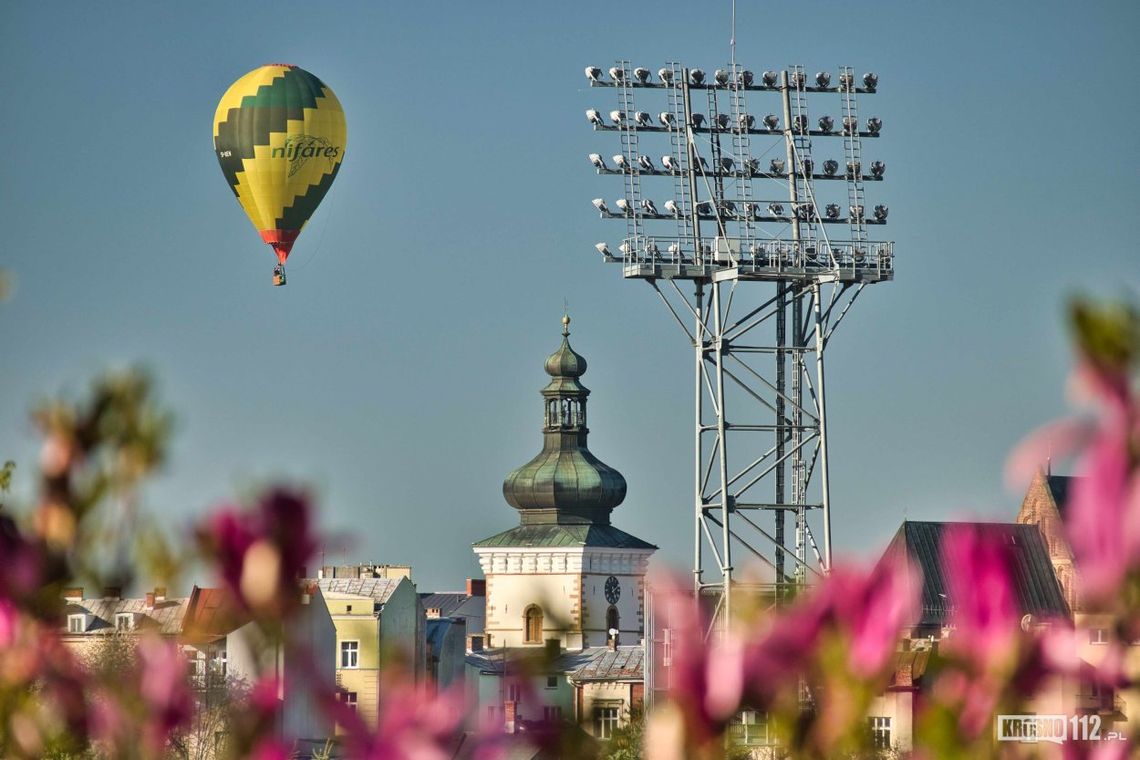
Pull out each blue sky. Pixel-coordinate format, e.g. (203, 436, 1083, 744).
(1, 1, 1137, 591)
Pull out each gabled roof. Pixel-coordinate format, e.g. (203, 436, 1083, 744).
(464, 645, 644, 682)
(884, 520, 1070, 626)
(183, 587, 248, 644)
(472, 523, 656, 550)
(63, 596, 188, 635)
(316, 577, 401, 605)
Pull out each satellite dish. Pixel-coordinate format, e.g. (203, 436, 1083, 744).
(1020, 614, 1034, 632)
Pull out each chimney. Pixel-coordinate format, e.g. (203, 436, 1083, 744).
(503, 699, 517, 734)
(145, 592, 155, 610)
(154, 587, 167, 604)
(63, 587, 83, 603)
(466, 578, 486, 597)
(103, 586, 121, 600)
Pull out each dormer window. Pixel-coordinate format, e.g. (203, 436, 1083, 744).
(115, 613, 133, 631)
(67, 614, 86, 634)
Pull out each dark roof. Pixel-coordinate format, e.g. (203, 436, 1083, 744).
(183, 587, 249, 644)
(419, 592, 485, 635)
(473, 523, 656, 550)
(62, 596, 188, 635)
(1046, 475, 1075, 516)
(885, 521, 1070, 626)
(426, 618, 460, 654)
(315, 577, 401, 605)
(464, 645, 644, 681)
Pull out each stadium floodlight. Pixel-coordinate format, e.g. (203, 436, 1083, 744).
(696, 156, 709, 171)
(763, 113, 780, 129)
(619, 241, 632, 255)
(595, 242, 611, 256)
(818, 115, 834, 132)
(801, 158, 814, 175)
(863, 72, 878, 89)
(825, 203, 841, 219)
(662, 155, 677, 172)
(839, 71, 854, 90)
(795, 202, 814, 220)
(690, 68, 705, 85)
(609, 110, 626, 125)
(823, 159, 839, 176)
(668, 242, 682, 257)
(588, 153, 607, 170)
(646, 240, 660, 256)
(586, 109, 605, 126)
(696, 201, 713, 215)
(633, 67, 651, 84)
(790, 70, 806, 88)
(658, 68, 673, 84)
(873, 204, 889, 221)
(716, 113, 731, 129)
(720, 200, 737, 216)
(850, 204, 864, 220)
(592, 198, 609, 213)
(616, 198, 631, 213)
(866, 117, 882, 135)
(638, 155, 655, 171)
(762, 70, 779, 87)
(770, 158, 786, 174)
(768, 202, 785, 216)
(613, 154, 628, 169)
(714, 69, 730, 86)
(870, 160, 886, 178)
(643, 199, 659, 215)
(585, 66, 603, 83)
(659, 112, 676, 127)
(794, 115, 808, 133)
(609, 66, 624, 81)
(635, 111, 652, 127)
(843, 117, 857, 135)
(744, 158, 760, 176)
(846, 160, 861, 176)
(664, 199, 680, 216)
(719, 157, 735, 173)
(739, 69, 754, 86)
(690, 113, 706, 128)
(815, 71, 831, 87)
(739, 113, 755, 130)
(743, 201, 758, 219)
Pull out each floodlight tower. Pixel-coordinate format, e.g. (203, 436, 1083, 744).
(584, 62, 892, 633)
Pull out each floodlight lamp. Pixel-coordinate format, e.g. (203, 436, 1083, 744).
(585, 67, 603, 82)
(763, 114, 780, 130)
(699, 241, 712, 256)
(790, 71, 806, 88)
(770, 158, 786, 174)
(846, 160, 861, 176)
(843, 117, 857, 135)
(873, 204, 889, 221)
(743, 202, 758, 219)
(658, 68, 673, 84)
(818, 115, 834, 132)
(744, 158, 760, 176)
(739, 114, 755, 130)
(608, 67, 624, 81)
(696, 156, 709, 171)
(619, 242, 632, 255)
(643, 199, 659, 215)
(866, 117, 882, 135)
(595, 242, 611, 256)
(825, 203, 841, 219)
(690, 113, 706, 128)
(794, 115, 808, 133)
(659, 112, 676, 127)
(586, 109, 604, 126)
(633, 67, 651, 84)
(635, 111, 652, 127)
(714, 69, 729, 86)
(592, 198, 609, 213)
(800, 159, 813, 176)
(762, 70, 779, 87)
(665, 199, 680, 216)
(839, 71, 854, 91)
(795, 203, 814, 220)
(716, 113, 730, 130)
(739, 70, 754, 86)
(616, 198, 631, 213)
(661, 155, 677, 172)
(638, 155, 655, 172)
(863, 72, 878, 89)
(823, 159, 839, 176)
(689, 68, 705, 85)
(696, 201, 713, 215)
(815, 71, 831, 87)
(612, 155, 628, 170)
(646, 241, 659, 256)
(870, 161, 885, 178)
(850, 204, 864, 220)
(588, 153, 607, 170)
(609, 110, 626, 125)
(719, 157, 735, 172)
(768, 202, 785, 216)
(720, 200, 736, 216)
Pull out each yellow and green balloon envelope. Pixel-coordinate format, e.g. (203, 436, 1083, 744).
(213, 64, 346, 284)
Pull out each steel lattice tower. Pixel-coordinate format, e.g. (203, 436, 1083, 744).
(584, 63, 892, 633)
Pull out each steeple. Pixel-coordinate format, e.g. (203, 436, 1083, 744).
(502, 316, 627, 525)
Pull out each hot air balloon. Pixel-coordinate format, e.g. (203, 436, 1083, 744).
(213, 64, 347, 286)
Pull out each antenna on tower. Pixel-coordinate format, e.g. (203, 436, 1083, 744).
(583, 60, 893, 637)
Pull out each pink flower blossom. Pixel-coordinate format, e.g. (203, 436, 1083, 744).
(826, 555, 919, 677)
(137, 636, 194, 753)
(940, 524, 1020, 672)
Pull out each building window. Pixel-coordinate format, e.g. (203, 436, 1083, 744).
(606, 606, 620, 642)
(340, 691, 358, 713)
(594, 705, 621, 740)
(67, 614, 85, 634)
(115, 613, 132, 632)
(546, 676, 558, 689)
(507, 684, 521, 703)
(730, 710, 769, 746)
(346, 604, 352, 613)
(543, 705, 562, 722)
(213, 649, 227, 678)
(1090, 628, 1109, 645)
(524, 605, 543, 644)
(340, 640, 360, 668)
(662, 628, 673, 667)
(869, 716, 891, 749)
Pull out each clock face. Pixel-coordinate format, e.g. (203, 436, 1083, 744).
(604, 575, 620, 605)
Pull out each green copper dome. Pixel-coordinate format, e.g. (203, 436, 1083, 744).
(502, 317, 627, 525)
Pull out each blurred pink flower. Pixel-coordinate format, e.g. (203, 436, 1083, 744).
(827, 555, 919, 677)
(941, 524, 1020, 672)
(137, 636, 194, 753)
(328, 679, 466, 760)
(0, 598, 16, 648)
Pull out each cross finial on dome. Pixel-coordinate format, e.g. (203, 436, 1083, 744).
(562, 313, 571, 336)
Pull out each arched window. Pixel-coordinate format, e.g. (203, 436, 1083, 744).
(524, 605, 544, 644)
(606, 606, 619, 643)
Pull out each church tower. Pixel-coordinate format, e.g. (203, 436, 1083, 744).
(474, 316, 656, 650)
